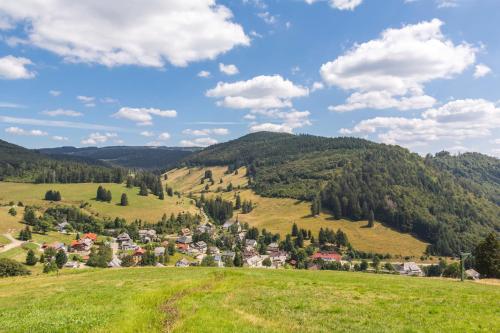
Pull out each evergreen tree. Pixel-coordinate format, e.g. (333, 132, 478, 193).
(43, 260, 58, 274)
(126, 176, 134, 188)
(291, 223, 299, 237)
(120, 193, 129, 206)
(295, 231, 304, 248)
(8, 207, 17, 216)
(26, 249, 37, 266)
(474, 233, 499, 278)
(139, 183, 148, 196)
(331, 196, 342, 220)
(233, 251, 243, 267)
(55, 249, 68, 269)
(159, 190, 165, 200)
(106, 190, 112, 202)
(367, 210, 375, 228)
(235, 194, 242, 210)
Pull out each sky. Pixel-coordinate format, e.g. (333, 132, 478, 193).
(0, 0, 499, 157)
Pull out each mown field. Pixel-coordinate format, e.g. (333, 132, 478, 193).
(166, 167, 428, 257)
(0, 182, 197, 223)
(0, 268, 498, 333)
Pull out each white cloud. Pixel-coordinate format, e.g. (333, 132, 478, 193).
(249, 123, 293, 133)
(49, 90, 61, 97)
(219, 63, 239, 75)
(321, 19, 476, 111)
(52, 135, 68, 141)
(437, 0, 458, 8)
(0, 115, 123, 132)
(81, 132, 117, 145)
(5, 126, 47, 136)
(101, 97, 118, 104)
(305, 0, 363, 11)
(158, 132, 171, 141)
(0, 1, 249, 68)
(341, 99, 500, 147)
(182, 128, 229, 136)
(198, 70, 211, 78)
(0, 102, 24, 108)
(179, 137, 218, 147)
(311, 81, 324, 92)
(206, 75, 309, 110)
(258, 12, 277, 25)
(0, 55, 35, 79)
(474, 64, 491, 79)
(112, 107, 177, 126)
(41, 109, 83, 117)
(77, 96, 95, 107)
(291, 66, 300, 75)
(247, 109, 311, 133)
(140, 131, 155, 137)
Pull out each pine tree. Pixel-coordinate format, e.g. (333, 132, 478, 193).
(474, 233, 500, 278)
(120, 193, 129, 206)
(139, 183, 148, 196)
(295, 231, 304, 248)
(55, 249, 68, 269)
(235, 194, 242, 210)
(331, 195, 342, 220)
(367, 210, 375, 228)
(106, 190, 112, 202)
(126, 176, 134, 188)
(159, 190, 165, 200)
(292, 223, 299, 237)
(26, 249, 37, 266)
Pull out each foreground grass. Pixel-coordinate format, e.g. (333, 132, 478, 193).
(167, 167, 428, 257)
(0, 182, 197, 223)
(0, 268, 497, 333)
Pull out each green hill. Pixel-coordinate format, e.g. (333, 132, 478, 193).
(181, 132, 500, 256)
(0, 268, 498, 333)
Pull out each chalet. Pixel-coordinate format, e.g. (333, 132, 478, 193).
(120, 240, 137, 251)
(138, 229, 157, 243)
(82, 233, 98, 242)
(176, 243, 189, 252)
(176, 258, 190, 267)
(270, 251, 288, 268)
(310, 252, 341, 262)
(237, 231, 246, 242)
(213, 254, 225, 267)
(154, 246, 166, 257)
(42, 241, 66, 252)
(132, 248, 145, 264)
(267, 242, 280, 253)
(222, 251, 236, 261)
(222, 219, 241, 231)
(70, 238, 93, 252)
(465, 269, 480, 280)
(193, 241, 208, 254)
(245, 239, 257, 248)
(116, 232, 132, 244)
(243, 248, 258, 259)
(393, 262, 423, 276)
(197, 224, 213, 234)
(246, 255, 269, 268)
(176, 235, 192, 244)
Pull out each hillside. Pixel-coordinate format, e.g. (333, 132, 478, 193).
(39, 145, 199, 170)
(180, 132, 500, 256)
(0, 268, 498, 332)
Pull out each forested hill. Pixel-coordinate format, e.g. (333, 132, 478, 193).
(39, 145, 199, 170)
(0, 139, 126, 183)
(181, 132, 500, 256)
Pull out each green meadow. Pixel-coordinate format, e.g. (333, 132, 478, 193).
(0, 268, 498, 333)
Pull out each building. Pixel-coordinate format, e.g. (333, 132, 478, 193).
(108, 257, 122, 268)
(154, 247, 166, 257)
(176, 235, 192, 245)
(393, 262, 423, 276)
(465, 269, 480, 280)
(245, 239, 257, 248)
(176, 258, 190, 267)
(138, 229, 157, 243)
(82, 233, 98, 242)
(116, 232, 132, 243)
(310, 252, 341, 262)
(56, 221, 71, 233)
(70, 238, 93, 252)
(193, 241, 208, 254)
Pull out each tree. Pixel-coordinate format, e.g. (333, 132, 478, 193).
(372, 255, 380, 271)
(23, 207, 37, 225)
(18, 226, 32, 241)
(474, 233, 500, 278)
(8, 207, 16, 216)
(295, 231, 304, 248)
(311, 196, 321, 216)
(0, 258, 30, 277)
(367, 210, 375, 228)
(235, 194, 242, 210)
(55, 250, 68, 269)
(360, 260, 369, 271)
(262, 257, 272, 267)
(121, 255, 135, 267)
(159, 190, 165, 200)
(166, 187, 174, 197)
(43, 260, 58, 274)
(106, 190, 112, 202)
(233, 251, 243, 267)
(292, 223, 299, 237)
(201, 255, 217, 267)
(139, 183, 148, 196)
(126, 176, 134, 188)
(44, 190, 61, 201)
(331, 196, 341, 220)
(26, 249, 38, 266)
(120, 193, 129, 206)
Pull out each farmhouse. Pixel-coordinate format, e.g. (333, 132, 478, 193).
(42, 241, 66, 252)
(176, 258, 190, 267)
(138, 229, 157, 243)
(310, 252, 341, 262)
(245, 239, 257, 248)
(154, 247, 166, 257)
(192, 241, 208, 254)
(108, 257, 122, 268)
(465, 269, 480, 280)
(116, 232, 132, 243)
(246, 255, 269, 268)
(82, 233, 98, 242)
(70, 238, 93, 252)
(393, 262, 424, 276)
(176, 235, 192, 245)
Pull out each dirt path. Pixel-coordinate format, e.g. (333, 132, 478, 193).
(0, 233, 24, 253)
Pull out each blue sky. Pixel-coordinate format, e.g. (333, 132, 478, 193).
(0, 0, 499, 157)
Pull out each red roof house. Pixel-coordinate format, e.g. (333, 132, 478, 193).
(310, 252, 342, 262)
(83, 233, 97, 241)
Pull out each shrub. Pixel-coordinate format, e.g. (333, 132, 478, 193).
(8, 207, 17, 216)
(0, 258, 30, 277)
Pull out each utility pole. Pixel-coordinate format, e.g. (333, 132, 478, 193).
(460, 252, 470, 282)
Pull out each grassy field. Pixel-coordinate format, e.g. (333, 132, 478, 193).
(0, 182, 197, 223)
(0, 206, 25, 234)
(166, 167, 428, 257)
(0, 267, 498, 333)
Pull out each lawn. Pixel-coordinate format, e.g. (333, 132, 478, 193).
(0, 206, 24, 234)
(166, 167, 428, 257)
(0, 268, 497, 333)
(0, 182, 197, 223)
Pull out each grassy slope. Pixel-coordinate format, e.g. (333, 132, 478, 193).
(0, 182, 197, 223)
(0, 268, 498, 333)
(166, 167, 428, 257)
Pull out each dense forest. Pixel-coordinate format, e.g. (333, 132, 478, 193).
(0, 139, 127, 183)
(182, 132, 500, 256)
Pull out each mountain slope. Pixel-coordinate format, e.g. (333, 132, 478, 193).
(39, 145, 199, 170)
(181, 132, 500, 256)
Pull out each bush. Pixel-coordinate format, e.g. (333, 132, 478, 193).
(0, 258, 30, 277)
(44, 190, 62, 201)
(8, 207, 17, 216)
(26, 249, 38, 266)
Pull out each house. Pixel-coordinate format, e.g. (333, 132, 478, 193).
(176, 243, 189, 252)
(193, 241, 208, 254)
(108, 256, 122, 268)
(213, 254, 225, 267)
(155, 262, 165, 267)
(42, 242, 66, 252)
(245, 239, 257, 248)
(176, 235, 192, 244)
(267, 242, 280, 253)
(465, 269, 480, 280)
(197, 224, 213, 235)
(116, 232, 132, 244)
(176, 258, 190, 267)
(222, 220, 235, 230)
(310, 252, 342, 262)
(82, 233, 98, 242)
(56, 221, 71, 233)
(269, 251, 288, 268)
(221, 251, 236, 261)
(243, 248, 258, 259)
(70, 238, 93, 252)
(393, 262, 423, 276)
(120, 240, 137, 251)
(154, 246, 166, 257)
(139, 229, 157, 243)
(181, 228, 191, 236)
(237, 231, 247, 242)
(246, 255, 269, 268)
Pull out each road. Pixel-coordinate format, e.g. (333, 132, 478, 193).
(0, 233, 24, 253)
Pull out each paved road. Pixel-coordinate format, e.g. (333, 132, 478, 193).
(0, 233, 24, 253)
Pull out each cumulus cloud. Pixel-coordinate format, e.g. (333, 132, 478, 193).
(206, 75, 308, 110)
(81, 132, 118, 145)
(474, 64, 491, 79)
(182, 128, 229, 136)
(305, 0, 363, 10)
(158, 132, 171, 141)
(0, 1, 249, 68)
(198, 70, 211, 78)
(112, 107, 177, 126)
(311, 82, 324, 92)
(52, 135, 69, 141)
(41, 109, 83, 117)
(5, 126, 47, 136)
(219, 63, 239, 75)
(321, 19, 476, 111)
(49, 90, 61, 97)
(248, 109, 311, 133)
(140, 131, 155, 137)
(341, 99, 500, 147)
(180, 137, 218, 147)
(0, 55, 35, 79)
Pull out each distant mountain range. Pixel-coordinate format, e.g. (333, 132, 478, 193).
(38, 145, 200, 170)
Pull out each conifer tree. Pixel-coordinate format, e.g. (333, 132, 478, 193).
(120, 193, 129, 206)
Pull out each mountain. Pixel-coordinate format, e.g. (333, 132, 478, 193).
(181, 132, 500, 256)
(0, 139, 126, 183)
(39, 145, 199, 170)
